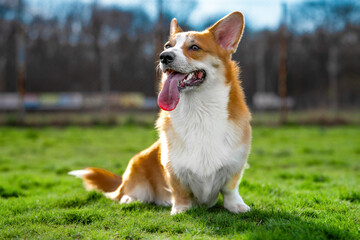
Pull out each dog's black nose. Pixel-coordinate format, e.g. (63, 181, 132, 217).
(160, 52, 175, 64)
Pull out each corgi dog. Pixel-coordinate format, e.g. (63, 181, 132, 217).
(69, 11, 252, 215)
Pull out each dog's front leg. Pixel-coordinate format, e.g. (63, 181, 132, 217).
(167, 171, 192, 215)
(221, 170, 251, 213)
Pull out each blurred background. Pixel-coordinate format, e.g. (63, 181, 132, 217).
(0, 0, 359, 126)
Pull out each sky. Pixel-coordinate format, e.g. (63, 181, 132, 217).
(78, 0, 305, 30)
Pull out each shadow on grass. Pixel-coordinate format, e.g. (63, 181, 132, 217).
(54, 191, 104, 208)
(39, 189, 358, 239)
(180, 205, 358, 239)
(0, 186, 24, 198)
(70, 191, 358, 239)
(117, 201, 358, 239)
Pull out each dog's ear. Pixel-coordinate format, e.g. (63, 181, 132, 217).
(208, 12, 245, 54)
(170, 18, 183, 35)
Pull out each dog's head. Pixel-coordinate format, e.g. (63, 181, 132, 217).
(157, 12, 245, 111)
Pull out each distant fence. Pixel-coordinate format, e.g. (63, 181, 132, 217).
(0, 92, 157, 111)
(1, 1, 359, 113)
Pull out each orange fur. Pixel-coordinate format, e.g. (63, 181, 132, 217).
(166, 169, 192, 206)
(170, 18, 183, 35)
(227, 171, 243, 190)
(79, 167, 122, 192)
(108, 141, 171, 203)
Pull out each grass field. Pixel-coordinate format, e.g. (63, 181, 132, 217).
(0, 125, 359, 239)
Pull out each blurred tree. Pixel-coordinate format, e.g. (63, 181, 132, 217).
(287, 0, 360, 109)
(0, 0, 359, 110)
(0, 0, 18, 91)
(289, 0, 360, 33)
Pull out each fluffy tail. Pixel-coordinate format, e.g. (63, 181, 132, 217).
(68, 167, 122, 193)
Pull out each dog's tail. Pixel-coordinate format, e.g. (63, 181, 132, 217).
(68, 167, 122, 193)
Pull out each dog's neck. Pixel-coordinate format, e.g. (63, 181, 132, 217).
(170, 84, 230, 123)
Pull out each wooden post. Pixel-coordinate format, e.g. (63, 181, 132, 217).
(92, 0, 110, 111)
(100, 47, 110, 111)
(0, 57, 5, 92)
(16, 0, 26, 123)
(278, 3, 288, 124)
(328, 45, 338, 116)
(256, 39, 266, 93)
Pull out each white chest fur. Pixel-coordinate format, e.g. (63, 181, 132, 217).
(159, 80, 247, 204)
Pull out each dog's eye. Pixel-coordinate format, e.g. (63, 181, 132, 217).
(190, 45, 200, 51)
(165, 44, 172, 49)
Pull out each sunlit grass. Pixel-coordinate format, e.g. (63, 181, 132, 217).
(0, 125, 359, 239)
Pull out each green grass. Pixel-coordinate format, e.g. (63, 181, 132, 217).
(0, 125, 359, 239)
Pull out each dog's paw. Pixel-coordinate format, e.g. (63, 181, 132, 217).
(120, 195, 136, 204)
(170, 205, 191, 215)
(224, 202, 251, 213)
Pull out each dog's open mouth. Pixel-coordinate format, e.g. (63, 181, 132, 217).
(165, 69, 206, 89)
(158, 69, 206, 111)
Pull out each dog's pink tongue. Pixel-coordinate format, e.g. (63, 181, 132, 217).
(158, 72, 185, 111)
